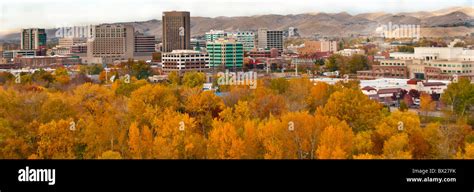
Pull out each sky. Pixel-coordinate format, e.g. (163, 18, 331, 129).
(0, 0, 472, 35)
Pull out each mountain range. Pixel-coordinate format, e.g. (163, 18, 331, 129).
(1, 6, 473, 41)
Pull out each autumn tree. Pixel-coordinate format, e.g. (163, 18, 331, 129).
(128, 84, 179, 126)
(319, 88, 383, 132)
(153, 109, 206, 159)
(382, 133, 412, 159)
(250, 86, 287, 119)
(439, 120, 471, 158)
(184, 90, 225, 136)
(168, 71, 181, 86)
(284, 77, 313, 111)
(112, 78, 148, 97)
(353, 130, 374, 155)
(207, 120, 246, 159)
(54, 67, 70, 85)
(182, 72, 206, 88)
(241, 120, 263, 159)
(0, 118, 30, 159)
(259, 112, 343, 159)
(324, 54, 346, 72)
(269, 78, 289, 94)
(128, 122, 141, 159)
(37, 119, 76, 159)
(420, 93, 436, 121)
(71, 83, 125, 158)
(373, 111, 429, 158)
(441, 78, 474, 118)
(39, 92, 76, 123)
(316, 122, 354, 159)
(422, 123, 445, 158)
(347, 54, 369, 74)
(222, 85, 252, 107)
(306, 82, 333, 113)
(457, 143, 474, 159)
(127, 122, 154, 159)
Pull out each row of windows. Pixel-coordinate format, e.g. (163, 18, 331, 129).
(381, 63, 405, 66)
(163, 54, 208, 58)
(432, 64, 473, 68)
(163, 66, 208, 69)
(442, 70, 473, 74)
(163, 58, 210, 61)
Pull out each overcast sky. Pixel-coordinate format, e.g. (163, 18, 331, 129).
(0, 0, 472, 35)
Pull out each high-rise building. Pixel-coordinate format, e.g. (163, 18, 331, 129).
(162, 11, 191, 52)
(162, 50, 209, 75)
(257, 28, 268, 50)
(257, 28, 283, 54)
(205, 30, 226, 42)
(231, 31, 255, 52)
(207, 38, 244, 70)
(134, 33, 156, 53)
(87, 24, 135, 64)
(21, 28, 47, 50)
(267, 30, 283, 53)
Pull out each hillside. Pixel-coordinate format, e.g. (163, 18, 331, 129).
(1, 6, 472, 41)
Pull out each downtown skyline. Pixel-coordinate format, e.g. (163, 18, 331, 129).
(0, 0, 472, 35)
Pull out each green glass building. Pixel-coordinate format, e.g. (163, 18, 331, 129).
(207, 39, 244, 70)
(231, 31, 255, 52)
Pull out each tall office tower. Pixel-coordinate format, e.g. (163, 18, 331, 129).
(231, 31, 255, 52)
(257, 28, 283, 54)
(207, 38, 243, 71)
(205, 30, 226, 42)
(266, 30, 283, 54)
(87, 24, 135, 64)
(162, 11, 191, 52)
(21, 28, 47, 50)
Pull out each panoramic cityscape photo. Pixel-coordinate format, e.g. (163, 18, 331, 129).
(0, 0, 473, 160)
(0, 0, 473, 190)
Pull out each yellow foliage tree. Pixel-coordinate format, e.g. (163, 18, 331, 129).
(259, 112, 342, 159)
(184, 90, 225, 136)
(37, 119, 76, 159)
(353, 131, 374, 155)
(207, 120, 246, 159)
(319, 88, 382, 132)
(382, 133, 412, 159)
(316, 122, 354, 159)
(373, 111, 421, 155)
(128, 122, 141, 159)
(420, 93, 435, 121)
(153, 109, 206, 159)
(129, 84, 179, 126)
(306, 82, 332, 113)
